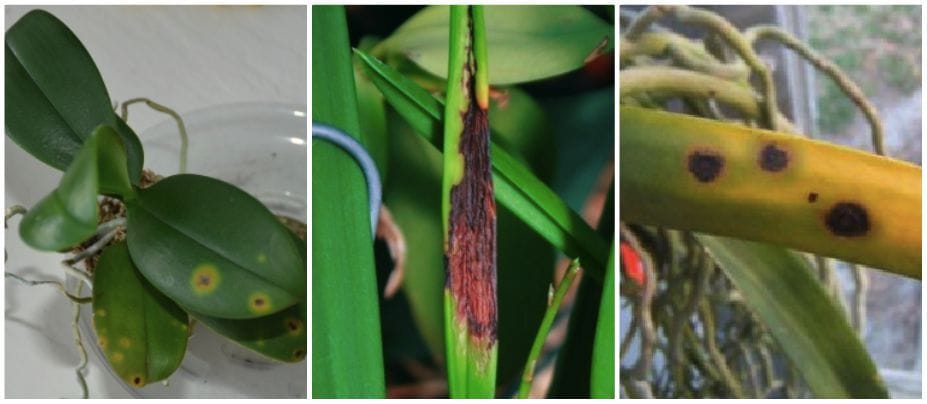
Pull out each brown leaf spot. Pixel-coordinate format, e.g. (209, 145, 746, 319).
(687, 150, 724, 183)
(759, 143, 789, 172)
(248, 292, 272, 314)
(825, 202, 870, 237)
(190, 263, 220, 295)
(285, 318, 303, 335)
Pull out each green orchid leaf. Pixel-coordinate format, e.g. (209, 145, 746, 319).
(590, 246, 615, 398)
(353, 49, 390, 180)
(113, 114, 145, 185)
(93, 125, 134, 197)
(19, 125, 133, 251)
(313, 5, 385, 398)
(191, 301, 306, 363)
(549, 185, 612, 398)
(380, 5, 613, 85)
(92, 242, 189, 387)
(190, 217, 308, 364)
(356, 49, 610, 277)
(5, 9, 143, 184)
(697, 235, 888, 398)
(126, 174, 304, 319)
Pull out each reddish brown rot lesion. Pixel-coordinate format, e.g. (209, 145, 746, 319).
(446, 88, 497, 347)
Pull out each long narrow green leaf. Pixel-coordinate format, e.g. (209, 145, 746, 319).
(548, 185, 612, 398)
(92, 242, 189, 387)
(5, 9, 143, 184)
(355, 49, 609, 278)
(379, 5, 614, 85)
(518, 259, 581, 398)
(590, 247, 615, 398)
(311, 5, 385, 398)
(697, 235, 888, 398)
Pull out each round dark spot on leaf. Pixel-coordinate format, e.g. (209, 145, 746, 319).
(759, 143, 789, 172)
(687, 150, 724, 183)
(294, 349, 305, 360)
(254, 298, 265, 306)
(808, 192, 818, 203)
(287, 320, 299, 331)
(825, 202, 870, 237)
(133, 377, 142, 386)
(707, 90, 717, 98)
(197, 275, 211, 286)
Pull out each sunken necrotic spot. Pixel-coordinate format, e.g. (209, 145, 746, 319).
(285, 317, 304, 335)
(808, 192, 818, 203)
(190, 263, 220, 295)
(248, 292, 273, 314)
(825, 202, 870, 237)
(687, 150, 724, 183)
(759, 143, 789, 172)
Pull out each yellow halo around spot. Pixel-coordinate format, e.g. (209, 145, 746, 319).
(248, 292, 272, 314)
(284, 317, 304, 336)
(129, 374, 145, 387)
(191, 263, 221, 295)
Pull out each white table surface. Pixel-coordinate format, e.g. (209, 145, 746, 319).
(4, 5, 306, 398)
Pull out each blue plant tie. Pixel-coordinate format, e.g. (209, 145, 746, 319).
(311, 123, 381, 238)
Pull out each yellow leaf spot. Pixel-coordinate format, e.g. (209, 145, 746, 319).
(98, 336, 109, 348)
(95, 309, 107, 318)
(110, 351, 124, 364)
(248, 292, 272, 314)
(191, 263, 220, 295)
(119, 337, 131, 348)
(256, 339, 266, 347)
(256, 253, 268, 264)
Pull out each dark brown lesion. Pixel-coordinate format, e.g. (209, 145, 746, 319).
(196, 274, 211, 287)
(446, 47, 497, 346)
(687, 149, 724, 183)
(759, 143, 789, 172)
(825, 201, 870, 237)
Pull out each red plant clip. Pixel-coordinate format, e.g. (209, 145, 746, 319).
(620, 241, 646, 287)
